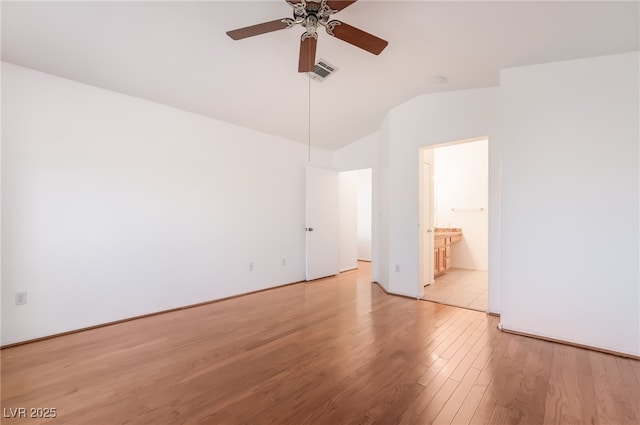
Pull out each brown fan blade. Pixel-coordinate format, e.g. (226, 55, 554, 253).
(326, 20, 388, 55)
(326, 1, 358, 12)
(298, 35, 317, 72)
(226, 19, 289, 40)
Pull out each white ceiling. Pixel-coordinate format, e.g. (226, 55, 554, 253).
(2, 1, 638, 150)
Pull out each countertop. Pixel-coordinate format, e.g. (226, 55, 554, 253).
(434, 227, 462, 239)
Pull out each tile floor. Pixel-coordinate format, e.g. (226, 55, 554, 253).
(422, 268, 488, 312)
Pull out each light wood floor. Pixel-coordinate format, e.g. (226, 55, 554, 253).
(2, 262, 639, 425)
(423, 269, 488, 312)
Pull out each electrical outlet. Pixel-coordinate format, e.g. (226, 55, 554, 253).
(249, 262, 254, 271)
(395, 265, 400, 272)
(15, 291, 27, 306)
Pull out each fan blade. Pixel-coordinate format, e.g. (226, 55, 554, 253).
(326, 20, 388, 55)
(298, 36, 317, 72)
(326, 1, 358, 12)
(227, 19, 290, 40)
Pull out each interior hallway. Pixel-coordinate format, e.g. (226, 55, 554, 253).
(423, 268, 488, 312)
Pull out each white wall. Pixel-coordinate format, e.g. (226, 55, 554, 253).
(383, 89, 498, 298)
(356, 169, 372, 261)
(1, 62, 333, 345)
(375, 119, 391, 288)
(333, 132, 378, 172)
(338, 171, 358, 272)
(333, 92, 497, 296)
(6, 51, 638, 356)
(337, 51, 639, 356)
(498, 52, 639, 356)
(434, 140, 488, 270)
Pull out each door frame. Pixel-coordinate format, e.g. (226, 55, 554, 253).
(418, 157, 434, 297)
(418, 136, 490, 300)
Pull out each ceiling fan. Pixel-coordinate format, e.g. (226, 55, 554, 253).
(226, 0, 388, 73)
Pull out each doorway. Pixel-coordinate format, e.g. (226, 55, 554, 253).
(338, 168, 372, 273)
(418, 138, 489, 311)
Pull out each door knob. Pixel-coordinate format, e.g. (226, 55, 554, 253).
(306, 227, 314, 232)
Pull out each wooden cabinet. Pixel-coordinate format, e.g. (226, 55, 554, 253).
(434, 237, 448, 276)
(437, 245, 447, 275)
(433, 229, 462, 277)
(444, 243, 451, 270)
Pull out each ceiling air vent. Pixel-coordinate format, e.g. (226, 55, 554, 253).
(309, 59, 338, 82)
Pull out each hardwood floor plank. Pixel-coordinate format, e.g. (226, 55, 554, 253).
(488, 405, 513, 425)
(466, 379, 499, 424)
(313, 361, 425, 425)
(473, 329, 511, 387)
(417, 356, 449, 388)
(575, 347, 599, 425)
(543, 344, 581, 425)
(590, 350, 623, 424)
(527, 338, 554, 425)
(506, 338, 546, 425)
(369, 382, 426, 425)
(468, 336, 522, 424)
(488, 336, 534, 419)
(449, 321, 490, 382)
(410, 378, 459, 425)
(431, 366, 482, 424)
(469, 326, 491, 354)
(450, 383, 487, 425)
(422, 310, 477, 362)
(394, 386, 435, 425)
(591, 351, 639, 424)
(439, 314, 484, 359)
(2, 263, 638, 425)
(614, 357, 640, 421)
(632, 362, 640, 382)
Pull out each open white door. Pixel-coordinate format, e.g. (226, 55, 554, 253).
(419, 159, 434, 292)
(306, 165, 339, 281)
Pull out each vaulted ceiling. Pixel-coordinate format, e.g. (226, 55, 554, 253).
(2, 1, 638, 150)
